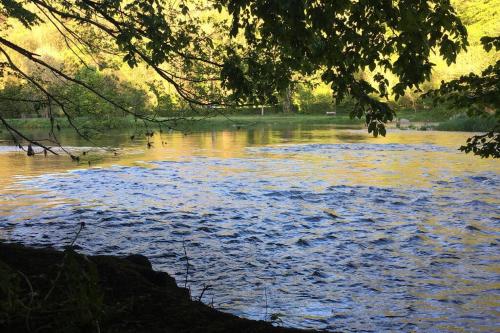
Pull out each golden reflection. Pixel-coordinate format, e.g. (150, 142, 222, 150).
(1, 127, 498, 241)
(1, 127, 499, 188)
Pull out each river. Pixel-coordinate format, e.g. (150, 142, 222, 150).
(0, 125, 498, 332)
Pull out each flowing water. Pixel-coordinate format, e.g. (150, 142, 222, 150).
(0, 126, 499, 332)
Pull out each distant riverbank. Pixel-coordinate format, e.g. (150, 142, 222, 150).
(2, 110, 495, 134)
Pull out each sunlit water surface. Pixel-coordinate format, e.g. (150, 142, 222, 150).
(0, 126, 499, 332)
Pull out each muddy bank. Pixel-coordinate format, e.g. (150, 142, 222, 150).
(0, 243, 320, 333)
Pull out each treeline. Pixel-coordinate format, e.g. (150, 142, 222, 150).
(0, 66, 352, 119)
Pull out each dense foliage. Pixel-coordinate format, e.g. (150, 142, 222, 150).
(426, 36, 499, 158)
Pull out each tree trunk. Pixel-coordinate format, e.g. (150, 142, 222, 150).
(282, 86, 293, 113)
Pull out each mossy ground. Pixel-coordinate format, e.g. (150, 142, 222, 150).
(0, 243, 319, 333)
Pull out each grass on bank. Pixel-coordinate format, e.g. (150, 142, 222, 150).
(3, 113, 364, 131)
(2, 107, 496, 133)
(435, 115, 496, 132)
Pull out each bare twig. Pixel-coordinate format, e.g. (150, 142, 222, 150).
(197, 284, 211, 302)
(264, 287, 268, 320)
(182, 240, 190, 290)
(16, 270, 34, 332)
(69, 221, 86, 247)
(43, 222, 86, 302)
(0, 113, 58, 155)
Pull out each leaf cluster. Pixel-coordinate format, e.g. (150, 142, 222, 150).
(217, 0, 468, 134)
(425, 35, 499, 157)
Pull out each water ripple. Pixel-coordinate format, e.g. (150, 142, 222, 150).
(1, 142, 499, 332)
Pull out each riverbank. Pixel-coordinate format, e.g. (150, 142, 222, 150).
(3, 114, 363, 132)
(3, 110, 494, 133)
(0, 242, 318, 333)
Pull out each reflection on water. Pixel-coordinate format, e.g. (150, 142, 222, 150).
(0, 126, 499, 332)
